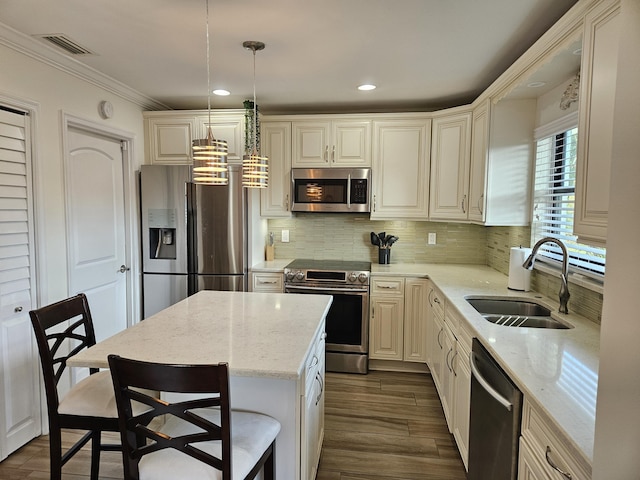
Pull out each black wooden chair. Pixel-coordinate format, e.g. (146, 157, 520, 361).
(29, 293, 121, 480)
(108, 354, 280, 480)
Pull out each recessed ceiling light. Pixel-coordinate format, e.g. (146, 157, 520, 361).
(573, 48, 582, 56)
(213, 89, 230, 96)
(527, 81, 546, 88)
(358, 84, 376, 91)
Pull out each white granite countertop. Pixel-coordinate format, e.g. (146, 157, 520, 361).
(251, 259, 293, 272)
(68, 290, 333, 381)
(372, 263, 599, 466)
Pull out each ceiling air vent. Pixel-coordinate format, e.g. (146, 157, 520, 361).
(35, 34, 95, 55)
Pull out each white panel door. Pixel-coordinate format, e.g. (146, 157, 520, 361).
(0, 107, 40, 460)
(66, 127, 128, 342)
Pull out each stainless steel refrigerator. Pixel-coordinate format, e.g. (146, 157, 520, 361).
(140, 164, 248, 318)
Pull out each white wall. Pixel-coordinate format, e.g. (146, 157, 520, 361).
(592, 0, 640, 477)
(0, 40, 148, 307)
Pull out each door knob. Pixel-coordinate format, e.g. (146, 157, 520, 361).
(118, 265, 130, 273)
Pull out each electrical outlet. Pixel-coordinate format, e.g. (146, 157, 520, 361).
(282, 229, 290, 243)
(428, 232, 436, 245)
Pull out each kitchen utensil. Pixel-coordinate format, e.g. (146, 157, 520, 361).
(370, 232, 380, 246)
(378, 232, 386, 246)
(387, 236, 399, 247)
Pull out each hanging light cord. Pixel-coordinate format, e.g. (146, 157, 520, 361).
(252, 47, 258, 155)
(206, 0, 211, 131)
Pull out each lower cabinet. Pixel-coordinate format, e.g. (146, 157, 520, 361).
(249, 272, 284, 292)
(369, 276, 428, 362)
(518, 398, 591, 480)
(301, 328, 326, 480)
(426, 287, 471, 469)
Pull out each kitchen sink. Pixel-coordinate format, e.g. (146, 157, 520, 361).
(465, 297, 572, 329)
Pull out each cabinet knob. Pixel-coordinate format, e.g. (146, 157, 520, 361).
(14, 306, 23, 313)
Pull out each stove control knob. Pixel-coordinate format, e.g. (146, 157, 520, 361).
(285, 271, 295, 281)
(358, 273, 368, 283)
(295, 271, 305, 281)
(347, 272, 357, 283)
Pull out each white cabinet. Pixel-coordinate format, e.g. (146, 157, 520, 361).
(250, 272, 284, 293)
(519, 398, 591, 480)
(450, 309, 473, 470)
(574, 0, 620, 246)
(143, 110, 245, 165)
(144, 114, 197, 165)
(403, 278, 429, 363)
(369, 277, 428, 363)
(292, 118, 371, 167)
(369, 277, 405, 361)
(478, 98, 536, 226)
(260, 122, 292, 217)
(196, 112, 245, 162)
(468, 101, 489, 222)
(371, 118, 431, 220)
(429, 111, 472, 221)
(301, 328, 326, 480)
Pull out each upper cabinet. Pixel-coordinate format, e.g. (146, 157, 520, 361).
(468, 101, 489, 223)
(482, 98, 536, 226)
(574, 0, 620, 246)
(260, 121, 292, 218)
(292, 118, 371, 168)
(429, 110, 472, 221)
(143, 110, 245, 165)
(144, 114, 197, 165)
(371, 117, 431, 220)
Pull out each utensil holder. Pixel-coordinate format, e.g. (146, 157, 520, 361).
(378, 248, 390, 264)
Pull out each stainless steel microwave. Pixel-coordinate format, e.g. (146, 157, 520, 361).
(291, 168, 371, 213)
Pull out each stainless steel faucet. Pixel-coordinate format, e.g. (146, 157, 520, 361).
(522, 237, 570, 314)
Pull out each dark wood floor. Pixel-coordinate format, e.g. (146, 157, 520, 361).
(0, 370, 466, 480)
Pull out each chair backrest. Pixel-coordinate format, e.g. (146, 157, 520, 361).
(107, 354, 232, 480)
(29, 293, 98, 414)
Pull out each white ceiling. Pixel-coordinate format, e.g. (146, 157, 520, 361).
(0, 0, 580, 114)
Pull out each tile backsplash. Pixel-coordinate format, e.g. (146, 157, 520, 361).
(267, 214, 487, 265)
(266, 216, 602, 324)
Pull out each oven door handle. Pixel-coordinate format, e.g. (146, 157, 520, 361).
(285, 285, 369, 294)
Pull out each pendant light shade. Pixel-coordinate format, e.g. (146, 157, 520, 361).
(242, 41, 269, 188)
(192, 0, 228, 185)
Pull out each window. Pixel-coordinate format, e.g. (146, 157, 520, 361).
(532, 115, 606, 278)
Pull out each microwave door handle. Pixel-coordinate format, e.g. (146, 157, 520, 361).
(347, 173, 351, 209)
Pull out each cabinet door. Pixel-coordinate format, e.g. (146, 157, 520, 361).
(574, 0, 620, 246)
(518, 437, 552, 480)
(292, 121, 332, 167)
(429, 112, 472, 221)
(452, 341, 471, 469)
(332, 120, 372, 167)
(403, 279, 428, 362)
(369, 296, 404, 360)
(468, 101, 489, 223)
(431, 310, 445, 392)
(260, 122, 292, 217)
(250, 272, 284, 292)
(371, 119, 431, 219)
(145, 115, 196, 164)
(197, 114, 244, 162)
(440, 324, 456, 430)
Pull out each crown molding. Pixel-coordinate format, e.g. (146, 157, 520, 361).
(0, 21, 170, 111)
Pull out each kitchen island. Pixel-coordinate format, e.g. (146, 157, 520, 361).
(68, 290, 332, 480)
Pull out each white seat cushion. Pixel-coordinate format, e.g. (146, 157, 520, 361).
(58, 370, 153, 418)
(138, 408, 281, 480)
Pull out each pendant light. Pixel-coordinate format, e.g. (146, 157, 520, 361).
(242, 41, 269, 188)
(192, 0, 228, 185)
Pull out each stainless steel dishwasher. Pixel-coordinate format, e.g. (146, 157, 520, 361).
(468, 338, 523, 480)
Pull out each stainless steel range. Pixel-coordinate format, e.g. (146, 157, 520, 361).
(284, 259, 370, 374)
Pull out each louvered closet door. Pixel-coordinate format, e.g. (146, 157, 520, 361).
(0, 107, 40, 460)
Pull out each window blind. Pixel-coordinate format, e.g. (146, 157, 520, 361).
(532, 124, 606, 277)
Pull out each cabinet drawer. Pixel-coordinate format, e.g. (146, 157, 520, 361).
(521, 399, 591, 479)
(429, 286, 445, 319)
(371, 277, 405, 296)
(251, 273, 283, 292)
